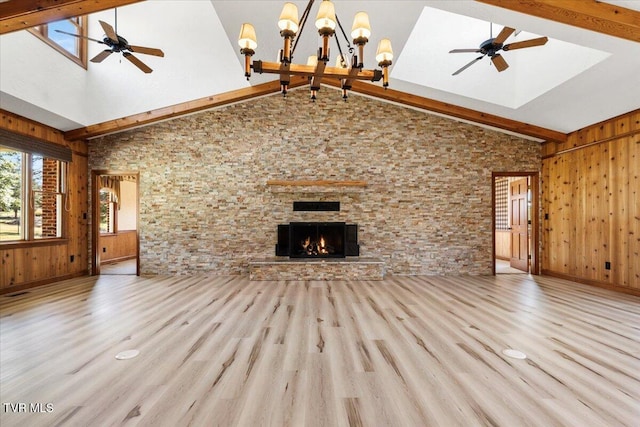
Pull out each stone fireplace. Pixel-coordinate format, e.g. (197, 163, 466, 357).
(276, 222, 359, 258)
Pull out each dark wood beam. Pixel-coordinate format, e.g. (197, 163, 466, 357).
(476, 0, 640, 43)
(0, 0, 143, 34)
(63, 77, 309, 141)
(325, 80, 567, 143)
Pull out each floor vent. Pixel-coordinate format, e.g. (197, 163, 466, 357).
(4, 291, 29, 298)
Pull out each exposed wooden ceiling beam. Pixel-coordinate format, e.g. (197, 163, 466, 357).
(0, 0, 143, 34)
(63, 77, 309, 141)
(476, 0, 640, 43)
(64, 78, 567, 143)
(324, 80, 567, 143)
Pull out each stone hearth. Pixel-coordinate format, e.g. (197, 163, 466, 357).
(249, 257, 385, 281)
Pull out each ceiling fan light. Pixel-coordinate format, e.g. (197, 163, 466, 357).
(376, 38, 393, 64)
(278, 3, 299, 33)
(351, 12, 371, 40)
(315, 0, 337, 32)
(307, 55, 319, 66)
(238, 23, 257, 50)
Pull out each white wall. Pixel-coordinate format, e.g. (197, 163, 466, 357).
(118, 180, 137, 231)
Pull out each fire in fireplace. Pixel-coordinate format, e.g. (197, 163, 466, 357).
(276, 222, 359, 258)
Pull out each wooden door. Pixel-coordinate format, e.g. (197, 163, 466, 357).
(510, 178, 529, 272)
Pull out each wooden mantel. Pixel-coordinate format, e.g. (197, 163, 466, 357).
(266, 180, 367, 187)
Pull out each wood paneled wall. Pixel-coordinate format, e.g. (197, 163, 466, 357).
(541, 110, 639, 294)
(495, 230, 511, 260)
(99, 230, 137, 263)
(0, 110, 89, 293)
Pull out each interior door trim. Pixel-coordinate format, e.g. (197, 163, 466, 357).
(91, 170, 140, 276)
(492, 171, 540, 276)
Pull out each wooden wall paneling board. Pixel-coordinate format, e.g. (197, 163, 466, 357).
(100, 230, 137, 262)
(544, 157, 557, 272)
(616, 114, 631, 136)
(587, 144, 611, 283)
(542, 157, 560, 273)
(564, 153, 576, 276)
(0, 250, 12, 288)
(13, 248, 28, 284)
(541, 141, 555, 157)
(631, 111, 640, 132)
(630, 138, 640, 288)
(595, 120, 615, 143)
(68, 153, 89, 275)
(599, 143, 612, 284)
(540, 159, 550, 270)
(610, 139, 629, 287)
(581, 145, 600, 281)
(495, 231, 510, 260)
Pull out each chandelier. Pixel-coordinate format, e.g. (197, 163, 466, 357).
(238, 0, 393, 100)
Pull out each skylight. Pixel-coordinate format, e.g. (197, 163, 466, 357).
(393, 7, 611, 109)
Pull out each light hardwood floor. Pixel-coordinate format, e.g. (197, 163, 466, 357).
(1, 274, 638, 426)
(100, 259, 137, 275)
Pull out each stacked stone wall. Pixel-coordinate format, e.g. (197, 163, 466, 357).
(89, 88, 541, 275)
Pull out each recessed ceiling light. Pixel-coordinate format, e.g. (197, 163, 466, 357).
(115, 349, 140, 360)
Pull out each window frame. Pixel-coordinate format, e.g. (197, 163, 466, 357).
(28, 16, 88, 69)
(0, 147, 67, 246)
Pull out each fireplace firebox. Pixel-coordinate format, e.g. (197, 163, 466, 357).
(276, 222, 359, 258)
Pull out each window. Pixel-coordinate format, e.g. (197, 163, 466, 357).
(29, 16, 88, 68)
(0, 148, 24, 240)
(99, 189, 116, 234)
(0, 146, 66, 242)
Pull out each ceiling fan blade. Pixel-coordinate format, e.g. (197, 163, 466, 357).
(491, 54, 509, 72)
(123, 52, 153, 73)
(54, 29, 104, 44)
(452, 55, 485, 76)
(90, 50, 113, 63)
(503, 37, 549, 51)
(128, 45, 165, 57)
(493, 26, 515, 44)
(449, 48, 482, 53)
(99, 20, 119, 42)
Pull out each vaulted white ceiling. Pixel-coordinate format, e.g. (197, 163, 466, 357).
(1, 0, 639, 137)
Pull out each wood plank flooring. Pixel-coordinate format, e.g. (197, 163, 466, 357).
(1, 274, 639, 426)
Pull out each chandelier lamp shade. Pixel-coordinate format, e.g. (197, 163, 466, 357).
(238, 0, 393, 100)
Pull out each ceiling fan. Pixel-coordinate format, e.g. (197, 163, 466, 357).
(449, 25, 548, 76)
(55, 9, 164, 73)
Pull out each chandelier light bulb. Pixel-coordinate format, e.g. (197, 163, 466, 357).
(351, 12, 371, 41)
(307, 55, 319, 66)
(238, 23, 257, 50)
(315, 0, 337, 32)
(278, 3, 299, 33)
(376, 38, 393, 64)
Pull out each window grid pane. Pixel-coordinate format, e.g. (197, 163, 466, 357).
(0, 149, 24, 241)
